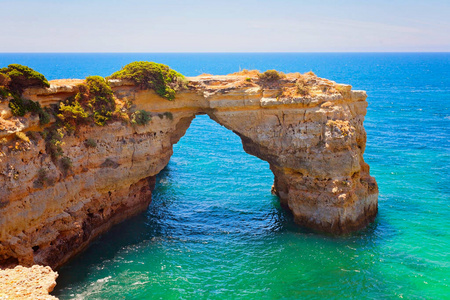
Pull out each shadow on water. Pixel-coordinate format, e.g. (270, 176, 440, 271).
(53, 167, 298, 294)
(54, 168, 175, 292)
(55, 165, 390, 298)
(54, 212, 151, 290)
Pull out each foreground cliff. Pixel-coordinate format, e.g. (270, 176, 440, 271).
(0, 65, 378, 269)
(0, 265, 58, 299)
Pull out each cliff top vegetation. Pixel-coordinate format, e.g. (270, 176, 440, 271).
(58, 75, 122, 128)
(0, 64, 50, 122)
(258, 70, 286, 82)
(0, 64, 49, 94)
(107, 61, 186, 101)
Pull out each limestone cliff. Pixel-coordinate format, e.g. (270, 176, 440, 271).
(0, 71, 378, 269)
(0, 265, 58, 299)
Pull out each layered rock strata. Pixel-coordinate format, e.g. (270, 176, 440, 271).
(0, 72, 378, 269)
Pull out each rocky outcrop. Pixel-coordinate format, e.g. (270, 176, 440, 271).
(0, 265, 58, 299)
(0, 72, 378, 269)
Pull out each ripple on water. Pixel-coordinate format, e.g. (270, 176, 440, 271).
(46, 53, 450, 299)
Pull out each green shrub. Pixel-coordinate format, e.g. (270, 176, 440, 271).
(9, 96, 52, 125)
(85, 138, 97, 148)
(57, 100, 89, 129)
(130, 110, 151, 125)
(92, 112, 109, 126)
(0, 64, 49, 94)
(114, 109, 130, 124)
(44, 128, 65, 159)
(83, 76, 114, 108)
(158, 112, 173, 120)
(8, 97, 27, 116)
(60, 156, 72, 171)
(34, 168, 48, 188)
(8, 96, 44, 117)
(1, 65, 49, 122)
(0, 87, 11, 100)
(245, 77, 252, 82)
(107, 61, 185, 101)
(258, 70, 283, 82)
(163, 112, 173, 120)
(49, 138, 64, 158)
(73, 76, 115, 126)
(39, 109, 51, 125)
(26, 98, 41, 113)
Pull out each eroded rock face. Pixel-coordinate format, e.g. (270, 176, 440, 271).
(205, 85, 378, 233)
(0, 72, 378, 269)
(0, 265, 58, 299)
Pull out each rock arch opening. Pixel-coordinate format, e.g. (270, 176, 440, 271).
(153, 114, 286, 233)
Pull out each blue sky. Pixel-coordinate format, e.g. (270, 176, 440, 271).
(2, 0, 449, 52)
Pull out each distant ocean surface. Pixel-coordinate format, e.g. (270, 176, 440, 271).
(1, 53, 448, 299)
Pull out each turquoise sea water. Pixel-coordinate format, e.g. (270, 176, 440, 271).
(1, 53, 448, 299)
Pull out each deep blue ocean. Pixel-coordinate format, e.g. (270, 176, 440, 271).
(1, 53, 449, 299)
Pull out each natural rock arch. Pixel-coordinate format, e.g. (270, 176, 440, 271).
(0, 73, 378, 268)
(123, 74, 378, 235)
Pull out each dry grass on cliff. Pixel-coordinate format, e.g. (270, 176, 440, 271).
(229, 69, 261, 77)
(276, 72, 340, 99)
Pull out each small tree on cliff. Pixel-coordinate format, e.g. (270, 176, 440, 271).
(0, 64, 49, 94)
(67, 76, 116, 126)
(258, 70, 285, 82)
(107, 61, 186, 100)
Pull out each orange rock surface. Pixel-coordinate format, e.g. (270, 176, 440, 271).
(0, 265, 57, 299)
(0, 72, 378, 270)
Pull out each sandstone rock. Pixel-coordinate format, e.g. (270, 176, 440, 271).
(0, 265, 58, 299)
(0, 72, 378, 270)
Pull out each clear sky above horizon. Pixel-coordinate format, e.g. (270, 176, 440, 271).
(2, 0, 449, 52)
